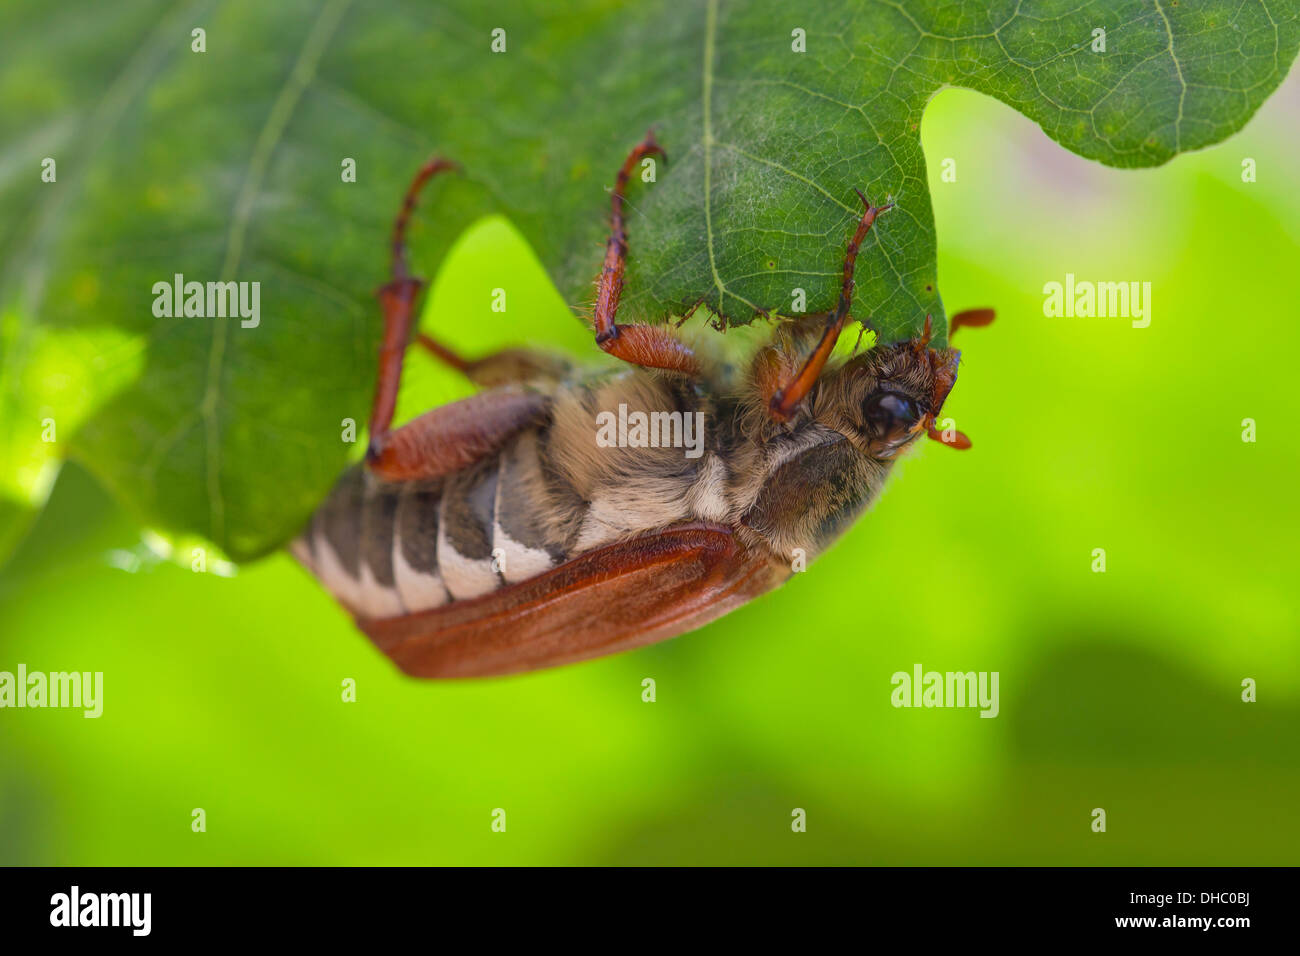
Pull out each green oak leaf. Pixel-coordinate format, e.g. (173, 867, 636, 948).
(0, 0, 1296, 559)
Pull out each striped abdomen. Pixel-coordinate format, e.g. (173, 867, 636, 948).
(293, 428, 575, 620)
(295, 370, 749, 621)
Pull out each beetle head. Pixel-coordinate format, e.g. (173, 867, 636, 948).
(830, 315, 970, 457)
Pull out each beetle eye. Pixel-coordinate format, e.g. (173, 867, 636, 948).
(864, 392, 920, 432)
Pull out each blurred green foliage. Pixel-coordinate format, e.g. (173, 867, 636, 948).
(1, 78, 1298, 865)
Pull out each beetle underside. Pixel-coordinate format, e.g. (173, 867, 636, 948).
(294, 133, 993, 677)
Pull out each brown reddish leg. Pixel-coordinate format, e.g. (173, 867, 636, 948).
(367, 157, 459, 465)
(365, 158, 553, 481)
(414, 334, 572, 389)
(763, 191, 893, 422)
(592, 131, 701, 376)
(368, 387, 549, 482)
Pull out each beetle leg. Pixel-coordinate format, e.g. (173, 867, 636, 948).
(763, 191, 892, 422)
(367, 387, 548, 481)
(413, 334, 572, 389)
(365, 158, 563, 477)
(591, 131, 701, 376)
(368, 156, 459, 461)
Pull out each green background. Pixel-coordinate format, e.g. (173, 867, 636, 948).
(2, 72, 1298, 865)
